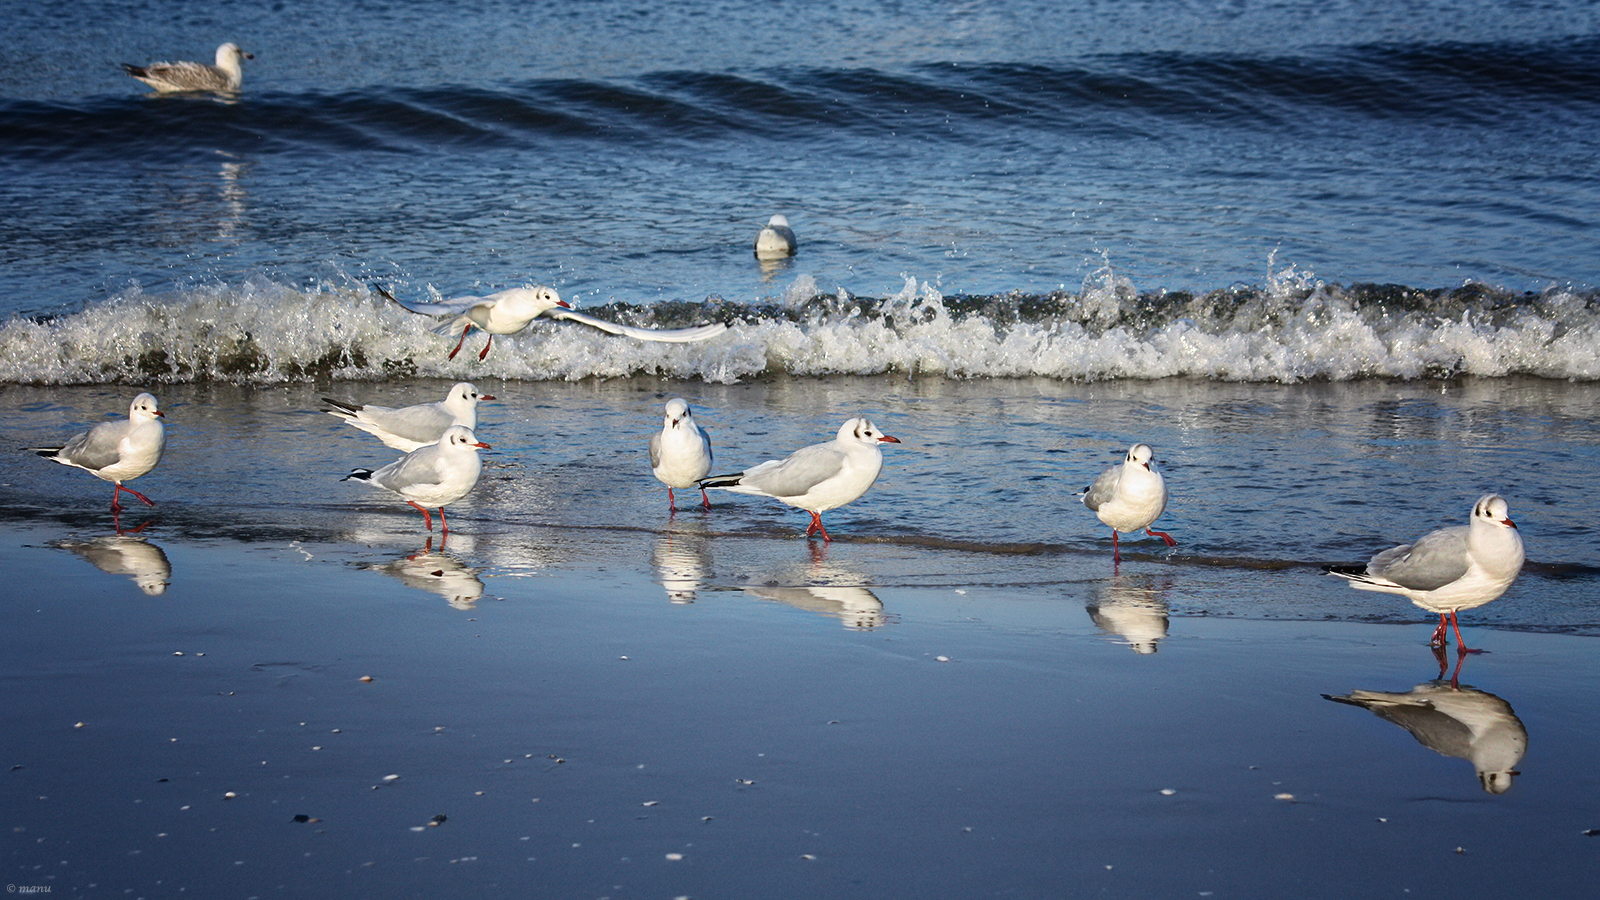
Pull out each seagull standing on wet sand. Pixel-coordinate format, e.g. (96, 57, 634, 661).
(1081, 442, 1174, 562)
(753, 215, 798, 259)
(700, 417, 899, 541)
(1327, 494, 1524, 653)
(122, 43, 253, 93)
(650, 398, 713, 511)
(31, 392, 166, 514)
(324, 382, 494, 452)
(342, 425, 489, 533)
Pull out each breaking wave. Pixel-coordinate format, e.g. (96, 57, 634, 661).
(2, 262, 1596, 385)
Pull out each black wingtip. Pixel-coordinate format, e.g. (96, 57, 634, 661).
(371, 283, 396, 302)
(1323, 563, 1366, 577)
(697, 473, 743, 489)
(342, 468, 374, 482)
(121, 64, 145, 77)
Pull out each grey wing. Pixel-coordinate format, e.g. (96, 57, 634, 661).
(546, 308, 728, 342)
(56, 422, 128, 471)
(366, 405, 454, 444)
(143, 61, 229, 91)
(374, 284, 486, 318)
(1081, 465, 1120, 511)
(1366, 526, 1470, 591)
(648, 432, 663, 469)
(699, 428, 713, 466)
(742, 445, 846, 498)
(374, 447, 447, 492)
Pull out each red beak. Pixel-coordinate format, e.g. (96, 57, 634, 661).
(474, 441, 491, 449)
(478, 394, 496, 401)
(880, 435, 901, 443)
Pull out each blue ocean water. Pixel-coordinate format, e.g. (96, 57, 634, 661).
(0, 1, 1596, 595)
(1, 0, 1598, 383)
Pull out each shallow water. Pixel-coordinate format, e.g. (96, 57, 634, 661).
(2, 376, 1594, 635)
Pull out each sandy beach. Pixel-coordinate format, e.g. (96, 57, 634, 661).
(5, 509, 1599, 898)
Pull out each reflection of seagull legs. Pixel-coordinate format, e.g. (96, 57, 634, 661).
(1432, 643, 1469, 689)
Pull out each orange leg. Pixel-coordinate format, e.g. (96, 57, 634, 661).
(407, 501, 434, 531)
(448, 324, 473, 360)
(1429, 613, 1449, 648)
(112, 483, 156, 513)
(1450, 609, 1482, 654)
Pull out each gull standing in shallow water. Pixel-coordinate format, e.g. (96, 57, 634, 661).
(31, 392, 165, 514)
(700, 417, 900, 541)
(1327, 494, 1524, 653)
(375, 284, 727, 360)
(650, 398, 713, 511)
(122, 43, 253, 93)
(323, 382, 494, 452)
(342, 425, 489, 533)
(753, 215, 797, 259)
(1081, 443, 1174, 562)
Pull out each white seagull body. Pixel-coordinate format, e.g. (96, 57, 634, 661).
(32, 392, 166, 513)
(1328, 494, 1524, 652)
(376, 284, 728, 360)
(343, 424, 489, 532)
(1081, 442, 1174, 561)
(700, 417, 900, 541)
(649, 398, 714, 510)
(753, 214, 798, 259)
(122, 42, 253, 93)
(325, 382, 494, 452)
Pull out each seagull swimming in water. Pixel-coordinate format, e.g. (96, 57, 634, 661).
(1327, 494, 1524, 653)
(122, 42, 253, 93)
(700, 417, 899, 541)
(650, 398, 713, 511)
(375, 284, 727, 360)
(1081, 443, 1174, 562)
(753, 214, 798, 259)
(31, 392, 166, 514)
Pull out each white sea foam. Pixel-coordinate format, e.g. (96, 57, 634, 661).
(0, 270, 1595, 385)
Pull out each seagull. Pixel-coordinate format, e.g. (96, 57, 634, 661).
(1324, 682, 1527, 794)
(1081, 443, 1174, 562)
(342, 425, 489, 533)
(700, 417, 900, 541)
(1327, 494, 1524, 653)
(31, 392, 166, 514)
(324, 382, 494, 452)
(753, 214, 797, 259)
(122, 42, 253, 93)
(375, 284, 728, 360)
(650, 398, 713, 511)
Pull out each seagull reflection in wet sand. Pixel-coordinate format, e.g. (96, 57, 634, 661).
(653, 529, 712, 604)
(1086, 571, 1173, 654)
(1323, 653, 1527, 795)
(362, 535, 486, 610)
(51, 533, 172, 596)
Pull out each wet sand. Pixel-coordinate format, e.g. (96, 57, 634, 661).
(5, 523, 1598, 899)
